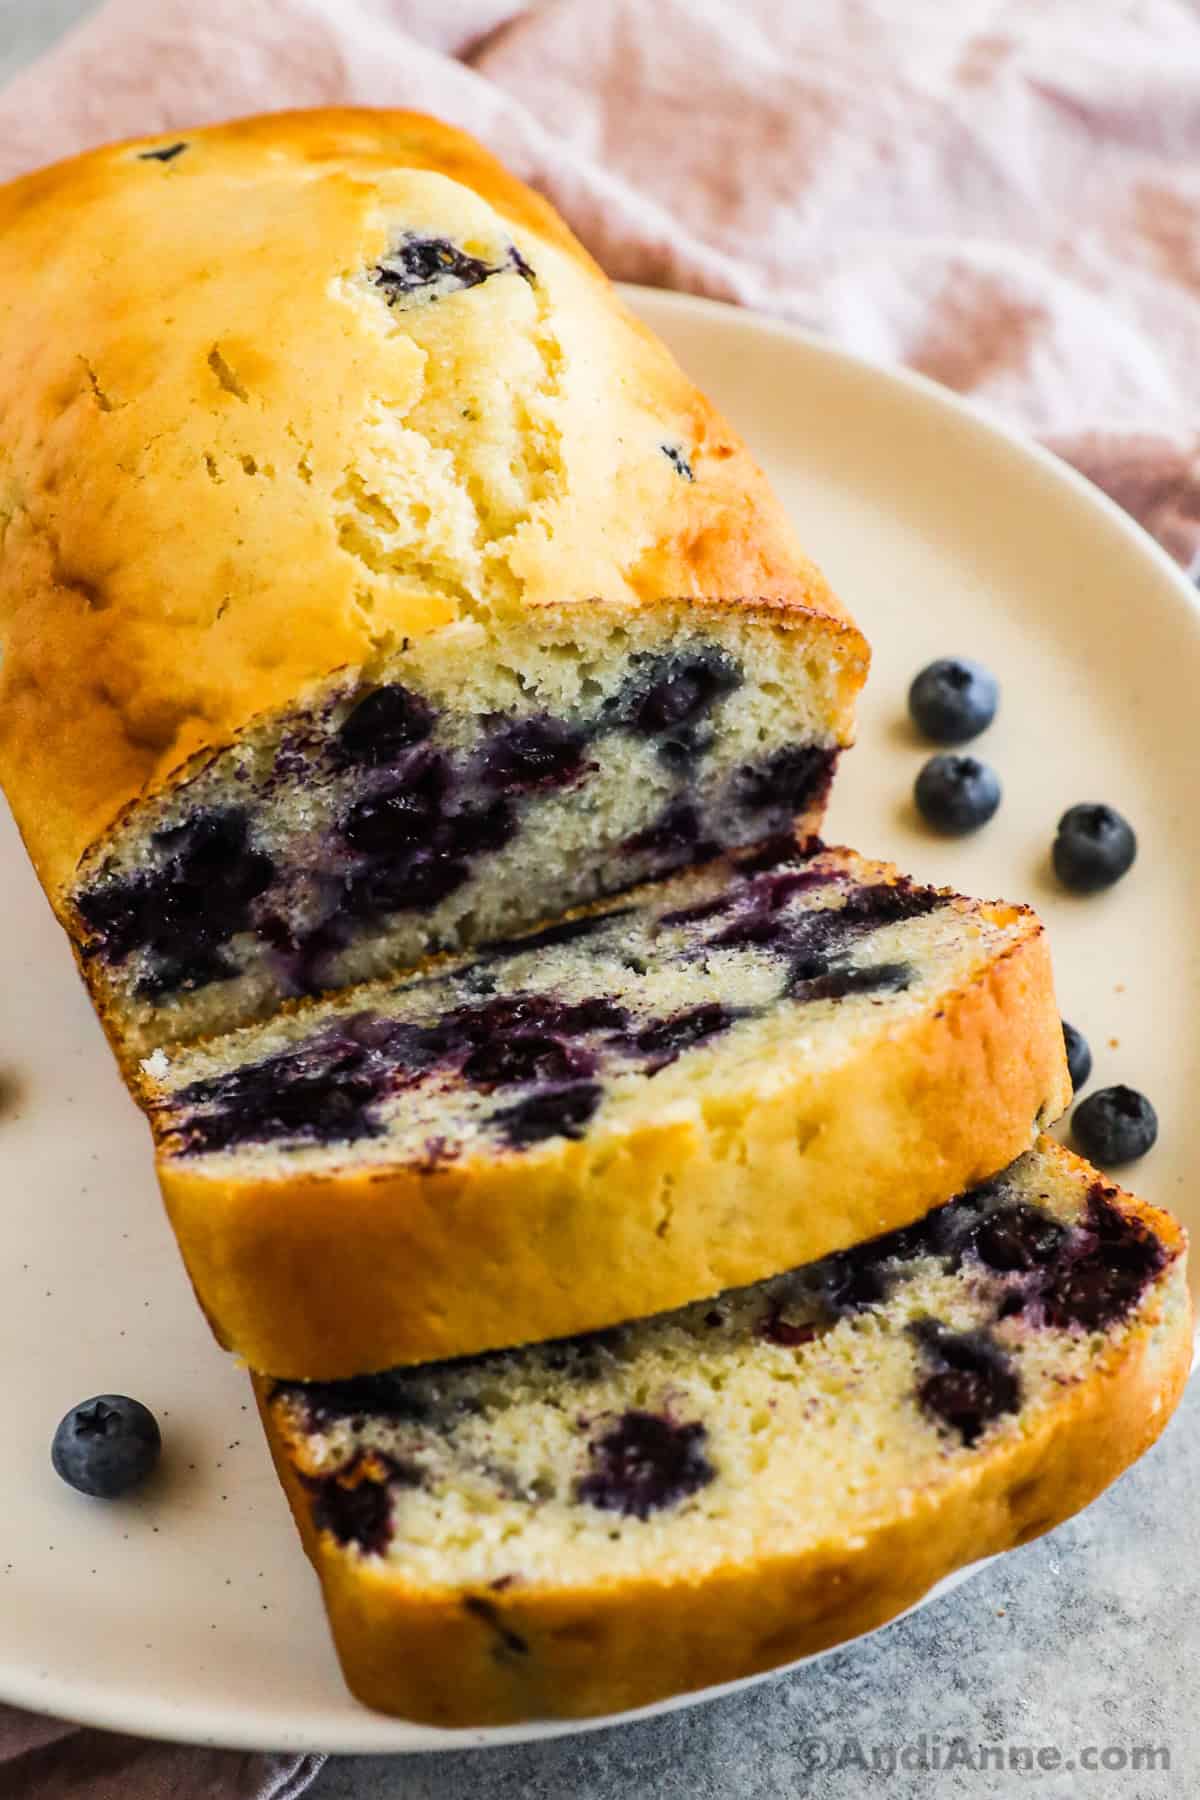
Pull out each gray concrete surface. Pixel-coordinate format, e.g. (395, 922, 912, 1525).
(2, 4, 1196, 1793)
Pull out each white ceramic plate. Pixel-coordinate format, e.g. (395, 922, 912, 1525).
(1, 288, 1197, 1755)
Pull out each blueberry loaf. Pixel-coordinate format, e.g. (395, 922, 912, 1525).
(257, 1139, 1190, 1726)
(143, 843, 1071, 1378)
(0, 109, 867, 1070)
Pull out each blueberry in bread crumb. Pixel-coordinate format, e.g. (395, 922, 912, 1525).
(372, 235, 534, 307)
(913, 1322, 1020, 1445)
(908, 658, 999, 743)
(136, 142, 187, 163)
(914, 754, 1001, 834)
(336, 684, 434, 766)
(1062, 1020, 1092, 1092)
(1053, 804, 1137, 893)
(576, 1411, 714, 1518)
(1072, 1084, 1157, 1166)
(661, 443, 695, 481)
(52, 1396, 161, 1498)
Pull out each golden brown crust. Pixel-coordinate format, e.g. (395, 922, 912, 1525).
(0, 107, 865, 908)
(155, 892, 1072, 1378)
(255, 1173, 1191, 1726)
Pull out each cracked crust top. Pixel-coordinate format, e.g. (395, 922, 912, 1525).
(0, 108, 864, 903)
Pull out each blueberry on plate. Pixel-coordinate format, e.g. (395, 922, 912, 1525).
(52, 1395, 161, 1498)
(1052, 804, 1137, 894)
(1061, 1021, 1092, 1092)
(908, 658, 998, 744)
(1072, 1085, 1157, 1167)
(914, 754, 1001, 835)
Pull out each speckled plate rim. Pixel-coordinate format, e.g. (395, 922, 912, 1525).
(2, 284, 1196, 1755)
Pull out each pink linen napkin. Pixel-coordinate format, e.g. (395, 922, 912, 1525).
(2, 0, 1198, 1792)
(2, 0, 1199, 566)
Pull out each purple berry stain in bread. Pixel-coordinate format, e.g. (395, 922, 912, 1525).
(913, 1322, 1020, 1445)
(576, 1411, 714, 1518)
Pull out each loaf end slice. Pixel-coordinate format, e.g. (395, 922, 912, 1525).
(0, 108, 867, 1067)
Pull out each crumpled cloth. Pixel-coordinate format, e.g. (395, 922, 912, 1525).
(2, 0, 1199, 565)
(2, 0, 1198, 1791)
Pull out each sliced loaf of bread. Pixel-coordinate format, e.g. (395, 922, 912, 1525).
(258, 1138, 1190, 1726)
(144, 842, 1070, 1377)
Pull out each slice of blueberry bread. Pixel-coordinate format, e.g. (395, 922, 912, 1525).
(257, 1139, 1191, 1727)
(143, 843, 1071, 1378)
(0, 109, 866, 1069)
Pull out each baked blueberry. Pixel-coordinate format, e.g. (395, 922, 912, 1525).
(493, 1082, 603, 1147)
(1072, 1085, 1158, 1166)
(908, 658, 998, 743)
(372, 235, 509, 304)
(1052, 804, 1137, 894)
(576, 1411, 713, 1518)
(625, 651, 739, 736)
(479, 717, 587, 792)
(735, 745, 835, 816)
(462, 1034, 595, 1087)
(51, 1396, 161, 1498)
(661, 443, 695, 481)
(914, 754, 1001, 835)
(968, 1202, 1065, 1273)
(1040, 1186, 1165, 1329)
(1062, 1021, 1092, 1093)
(340, 757, 447, 852)
(337, 685, 434, 766)
(912, 1323, 1019, 1445)
(137, 142, 187, 163)
(309, 1454, 414, 1554)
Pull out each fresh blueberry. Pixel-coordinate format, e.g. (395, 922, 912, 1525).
(1052, 804, 1137, 893)
(51, 1396, 161, 1498)
(1072, 1085, 1157, 1166)
(914, 754, 1001, 835)
(1062, 1021, 1092, 1093)
(908, 658, 999, 743)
